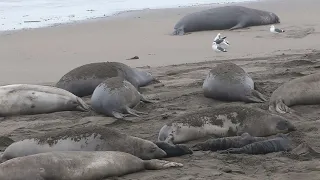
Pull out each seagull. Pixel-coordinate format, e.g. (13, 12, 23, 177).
(270, 25, 285, 33)
(213, 33, 230, 46)
(212, 42, 227, 52)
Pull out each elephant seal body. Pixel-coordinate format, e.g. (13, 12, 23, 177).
(158, 104, 296, 144)
(0, 84, 90, 116)
(218, 134, 291, 154)
(1, 126, 166, 162)
(91, 76, 153, 119)
(173, 6, 280, 35)
(192, 133, 267, 151)
(0, 151, 183, 180)
(269, 73, 320, 114)
(56, 62, 154, 97)
(203, 63, 266, 103)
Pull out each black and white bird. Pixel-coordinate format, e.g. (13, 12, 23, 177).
(270, 25, 285, 33)
(212, 42, 227, 52)
(213, 33, 230, 46)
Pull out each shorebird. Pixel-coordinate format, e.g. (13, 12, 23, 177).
(270, 25, 285, 33)
(212, 42, 227, 52)
(213, 33, 230, 46)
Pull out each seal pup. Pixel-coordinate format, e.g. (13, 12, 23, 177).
(203, 63, 266, 103)
(158, 104, 296, 144)
(173, 6, 280, 35)
(191, 133, 268, 151)
(1, 126, 166, 162)
(0, 84, 90, 116)
(155, 142, 193, 157)
(0, 151, 183, 179)
(270, 25, 285, 33)
(91, 76, 153, 119)
(56, 62, 155, 97)
(269, 73, 320, 114)
(218, 134, 291, 154)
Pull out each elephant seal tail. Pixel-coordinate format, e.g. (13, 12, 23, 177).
(144, 159, 183, 170)
(76, 97, 91, 111)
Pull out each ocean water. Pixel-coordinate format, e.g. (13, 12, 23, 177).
(0, 0, 256, 31)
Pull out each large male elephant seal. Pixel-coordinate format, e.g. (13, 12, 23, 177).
(0, 84, 90, 116)
(173, 6, 280, 35)
(1, 126, 166, 162)
(203, 62, 266, 103)
(56, 62, 155, 97)
(158, 104, 296, 144)
(269, 73, 320, 114)
(91, 76, 153, 119)
(0, 151, 183, 180)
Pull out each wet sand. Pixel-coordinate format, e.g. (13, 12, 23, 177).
(1, 0, 320, 179)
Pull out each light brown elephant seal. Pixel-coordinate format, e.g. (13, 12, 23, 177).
(1, 126, 166, 162)
(158, 104, 296, 144)
(91, 76, 154, 119)
(56, 62, 155, 97)
(0, 151, 183, 180)
(203, 63, 266, 103)
(269, 73, 320, 114)
(0, 84, 90, 116)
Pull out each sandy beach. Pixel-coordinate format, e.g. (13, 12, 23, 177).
(1, 0, 320, 179)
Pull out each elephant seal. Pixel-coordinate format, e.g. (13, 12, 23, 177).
(269, 73, 320, 114)
(56, 62, 155, 97)
(173, 6, 280, 35)
(158, 104, 296, 144)
(203, 62, 266, 103)
(0, 84, 90, 116)
(1, 126, 166, 162)
(155, 142, 193, 157)
(191, 133, 267, 151)
(91, 76, 153, 119)
(218, 134, 291, 154)
(0, 151, 183, 180)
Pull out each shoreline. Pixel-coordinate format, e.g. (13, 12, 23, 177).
(0, 0, 259, 33)
(0, 0, 319, 85)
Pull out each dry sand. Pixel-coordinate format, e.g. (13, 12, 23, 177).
(1, 0, 320, 179)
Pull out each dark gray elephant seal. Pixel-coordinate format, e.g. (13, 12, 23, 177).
(155, 142, 193, 157)
(173, 6, 280, 35)
(158, 104, 296, 144)
(56, 62, 155, 97)
(203, 63, 266, 103)
(1, 126, 166, 162)
(191, 133, 268, 151)
(218, 134, 291, 154)
(91, 76, 153, 119)
(269, 73, 320, 114)
(0, 151, 183, 180)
